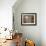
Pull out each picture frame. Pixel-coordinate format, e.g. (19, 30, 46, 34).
(21, 13, 37, 26)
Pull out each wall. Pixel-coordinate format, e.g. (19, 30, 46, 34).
(0, 0, 16, 30)
(40, 0, 46, 46)
(13, 0, 41, 46)
(0, 0, 17, 38)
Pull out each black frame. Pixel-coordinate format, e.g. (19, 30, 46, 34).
(21, 13, 37, 26)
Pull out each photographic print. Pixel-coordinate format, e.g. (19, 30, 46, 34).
(21, 13, 37, 26)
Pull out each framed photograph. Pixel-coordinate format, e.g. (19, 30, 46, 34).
(21, 13, 37, 26)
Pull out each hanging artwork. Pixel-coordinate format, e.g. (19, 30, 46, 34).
(21, 13, 37, 26)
